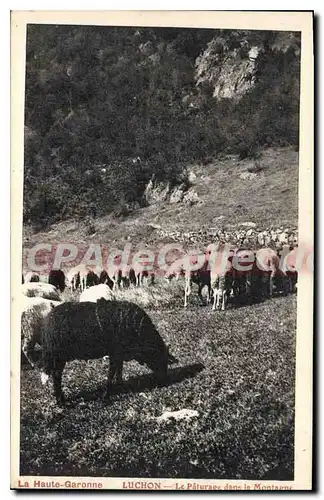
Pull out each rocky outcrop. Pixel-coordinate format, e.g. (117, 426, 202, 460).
(144, 178, 200, 206)
(143, 178, 171, 204)
(195, 35, 259, 100)
(194, 31, 300, 101)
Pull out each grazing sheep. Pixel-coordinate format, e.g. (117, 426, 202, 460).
(184, 259, 211, 308)
(118, 266, 136, 289)
(211, 272, 233, 311)
(21, 296, 59, 367)
(66, 266, 81, 291)
(106, 255, 123, 290)
(255, 248, 282, 298)
(164, 258, 185, 282)
(48, 269, 66, 292)
(134, 268, 155, 287)
(99, 270, 114, 290)
(86, 269, 99, 289)
(21, 282, 61, 301)
(133, 254, 155, 287)
(275, 245, 298, 295)
(79, 284, 114, 303)
(231, 248, 255, 303)
(66, 265, 99, 292)
(107, 254, 136, 290)
(39, 299, 178, 405)
(77, 265, 91, 292)
(24, 271, 40, 283)
(179, 252, 211, 308)
(164, 253, 209, 307)
(208, 247, 234, 311)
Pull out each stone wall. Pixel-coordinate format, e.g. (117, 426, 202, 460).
(154, 225, 298, 248)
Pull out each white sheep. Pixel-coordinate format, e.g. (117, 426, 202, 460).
(20, 296, 60, 367)
(66, 265, 99, 292)
(21, 282, 61, 301)
(23, 271, 40, 283)
(79, 284, 114, 303)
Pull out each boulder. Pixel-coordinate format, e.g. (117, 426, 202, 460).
(183, 189, 199, 205)
(241, 222, 257, 228)
(169, 185, 185, 204)
(156, 409, 199, 422)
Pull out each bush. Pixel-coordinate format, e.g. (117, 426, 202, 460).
(112, 203, 130, 219)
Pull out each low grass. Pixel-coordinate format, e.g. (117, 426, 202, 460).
(20, 294, 296, 480)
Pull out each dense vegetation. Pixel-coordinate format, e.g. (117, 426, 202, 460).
(24, 26, 300, 228)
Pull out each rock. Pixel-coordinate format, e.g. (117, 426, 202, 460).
(156, 409, 199, 422)
(246, 228, 254, 237)
(169, 186, 184, 204)
(270, 230, 278, 242)
(188, 171, 197, 182)
(183, 189, 199, 205)
(144, 178, 171, 204)
(264, 233, 271, 246)
(240, 172, 258, 180)
(279, 232, 288, 244)
(257, 232, 265, 246)
(195, 36, 258, 101)
(241, 221, 257, 228)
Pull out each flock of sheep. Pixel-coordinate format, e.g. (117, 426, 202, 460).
(20, 244, 297, 405)
(20, 267, 178, 405)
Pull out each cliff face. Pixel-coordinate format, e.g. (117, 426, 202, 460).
(194, 31, 300, 101)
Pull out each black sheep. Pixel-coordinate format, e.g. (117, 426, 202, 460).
(99, 269, 114, 289)
(86, 270, 99, 288)
(48, 269, 66, 292)
(40, 299, 177, 405)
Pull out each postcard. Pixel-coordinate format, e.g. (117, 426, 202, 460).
(11, 10, 314, 491)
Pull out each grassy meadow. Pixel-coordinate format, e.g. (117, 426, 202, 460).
(20, 282, 296, 480)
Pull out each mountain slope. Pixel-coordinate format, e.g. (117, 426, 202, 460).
(23, 147, 298, 250)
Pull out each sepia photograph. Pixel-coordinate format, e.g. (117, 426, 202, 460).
(11, 11, 313, 491)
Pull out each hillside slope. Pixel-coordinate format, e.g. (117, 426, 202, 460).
(23, 27, 300, 228)
(23, 147, 298, 250)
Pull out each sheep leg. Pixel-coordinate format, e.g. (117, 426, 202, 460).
(283, 274, 291, 295)
(232, 278, 239, 299)
(216, 289, 221, 310)
(184, 290, 188, 308)
(261, 275, 269, 299)
(207, 282, 211, 304)
(104, 357, 123, 400)
(222, 290, 227, 311)
(212, 287, 217, 311)
(184, 275, 191, 308)
(197, 283, 204, 305)
(269, 274, 274, 298)
(22, 338, 38, 368)
(52, 361, 66, 406)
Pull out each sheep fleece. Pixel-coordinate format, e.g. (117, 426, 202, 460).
(41, 299, 170, 373)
